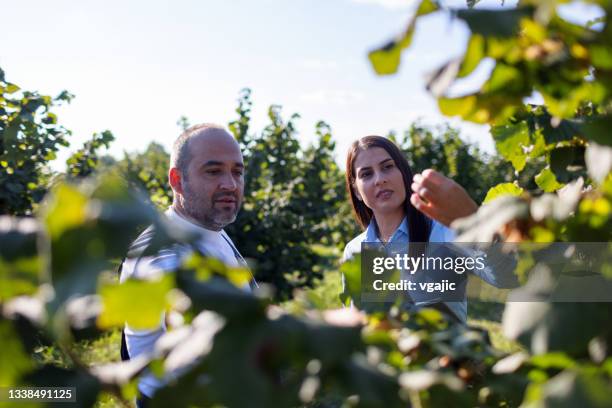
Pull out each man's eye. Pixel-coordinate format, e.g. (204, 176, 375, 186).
(233, 170, 244, 176)
(206, 169, 221, 175)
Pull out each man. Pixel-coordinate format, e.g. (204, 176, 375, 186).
(119, 123, 255, 404)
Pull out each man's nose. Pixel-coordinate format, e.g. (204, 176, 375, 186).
(219, 172, 238, 190)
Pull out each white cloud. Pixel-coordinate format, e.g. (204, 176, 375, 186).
(299, 89, 366, 106)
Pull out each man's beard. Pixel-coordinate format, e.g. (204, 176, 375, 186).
(182, 185, 240, 230)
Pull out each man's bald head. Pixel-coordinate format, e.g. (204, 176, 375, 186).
(171, 123, 237, 180)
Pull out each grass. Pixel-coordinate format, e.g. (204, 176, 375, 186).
(34, 330, 127, 407)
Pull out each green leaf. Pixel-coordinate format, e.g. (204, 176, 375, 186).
(543, 82, 605, 119)
(582, 116, 612, 147)
(483, 63, 523, 93)
(458, 34, 485, 78)
(182, 253, 253, 288)
(367, 0, 438, 76)
(438, 95, 476, 117)
(530, 352, 575, 370)
(540, 118, 581, 145)
(484, 183, 524, 203)
(5, 83, 20, 94)
(177, 272, 265, 320)
(590, 44, 612, 69)
(457, 7, 532, 38)
(540, 371, 612, 407)
(368, 31, 415, 75)
(339, 255, 361, 307)
(43, 175, 160, 312)
(0, 217, 43, 301)
(503, 268, 612, 355)
(0, 319, 35, 387)
(98, 274, 175, 330)
(549, 146, 584, 182)
(416, 0, 438, 16)
(535, 167, 564, 192)
(491, 122, 530, 171)
(43, 184, 88, 240)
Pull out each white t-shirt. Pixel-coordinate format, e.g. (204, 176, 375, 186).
(119, 207, 247, 398)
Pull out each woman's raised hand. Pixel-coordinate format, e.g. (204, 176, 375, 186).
(410, 169, 478, 227)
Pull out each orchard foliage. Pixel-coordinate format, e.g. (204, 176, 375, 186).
(2, 176, 610, 407)
(66, 131, 115, 180)
(110, 142, 174, 209)
(369, 0, 612, 195)
(0, 67, 116, 215)
(0, 177, 496, 407)
(0, 68, 72, 215)
(225, 89, 354, 297)
(396, 123, 515, 203)
(3, 176, 594, 408)
(368, 0, 612, 404)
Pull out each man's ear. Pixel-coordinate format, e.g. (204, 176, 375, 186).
(169, 167, 184, 195)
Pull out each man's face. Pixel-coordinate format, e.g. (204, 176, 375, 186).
(181, 130, 244, 230)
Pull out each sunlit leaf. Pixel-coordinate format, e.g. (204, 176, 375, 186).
(43, 184, 88, 240)
(367, 0, 438, 75)
(438, 95, 477, 117)
(484, 183, 524, 203)
(98, 274, 175, 330)
(535, 167, 564, 192)
(590, 44, 612, 69)
(491, 122, 530, 171)
(483, 63, 523, 93)
(339, 256, 360, 307)
(458, 34, 485, 78)
(368, 32, 415, 75)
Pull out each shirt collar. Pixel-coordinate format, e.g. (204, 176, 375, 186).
(365, 216, 409, 242)
(165, 207, 223, 239)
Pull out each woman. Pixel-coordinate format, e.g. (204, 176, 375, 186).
(342, 136, 516, 322)
(343, 135, 454, 258)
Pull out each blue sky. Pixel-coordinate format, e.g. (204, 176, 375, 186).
(1, 0, 601, 169)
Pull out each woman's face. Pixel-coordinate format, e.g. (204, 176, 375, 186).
(352, 147, 406, 218)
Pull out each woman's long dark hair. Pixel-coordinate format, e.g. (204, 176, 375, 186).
(345, 135, 432, 243)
